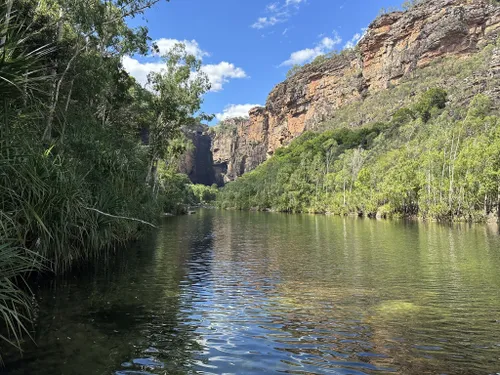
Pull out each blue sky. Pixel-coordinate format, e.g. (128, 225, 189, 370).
(124, 0, 403, 124)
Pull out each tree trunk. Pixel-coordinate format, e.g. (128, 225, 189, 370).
(497, 183, 500, 220)
(44, 9, 65, 143)
(146, 154, 158, 186)
(343, 179, 346, 206)
(60, 79, 74, 145)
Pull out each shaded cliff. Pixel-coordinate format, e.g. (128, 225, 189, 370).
(210, 0, 500, 182)
(179, 125, 217, 186)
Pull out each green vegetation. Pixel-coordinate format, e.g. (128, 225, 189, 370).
(286, 64, 303, 78)
(218, 46, 500, 222)
(401, 0, 424, 10)
(158, 168, 218, 214)
(209, 117, 245, 136)
(285, 49, 355, 79)
(0, 0, 210, 358)
(189, 184, 219, 205)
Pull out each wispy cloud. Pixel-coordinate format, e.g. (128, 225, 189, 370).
(285, 0, 305, 6)
(251, 0, 306, 30)
(280, 31, 342, 66)
(252, 16, 283, 29)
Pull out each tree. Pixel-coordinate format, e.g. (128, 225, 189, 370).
(146, 43, 211, 193)
(286, 64, 302, 78)
(41, 0, 166, 142)
(413, 88, 447, 123)
(402, 0, 424, 10)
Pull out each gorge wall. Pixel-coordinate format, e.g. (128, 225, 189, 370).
(210, 0, 500, 183)
(179, 125, 218, 186)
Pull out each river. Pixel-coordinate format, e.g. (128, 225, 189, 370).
(4, 209, 500, 374)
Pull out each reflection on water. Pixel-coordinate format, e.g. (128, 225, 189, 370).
(3, 210, 500, 375)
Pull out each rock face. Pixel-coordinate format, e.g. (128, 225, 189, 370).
(210, 109, 269, 183)
(210, 0, 500, 182)
(179, 125, 217, 186)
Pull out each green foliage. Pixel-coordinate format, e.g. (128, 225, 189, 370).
(218, 87, 500, 223)
(147, 43, 211, 163)
(218, 125, 385, 213)
(157, 169, 193, 215)
(402, 0, 424, 11)
(413, 87, 447, 122)
(286, 64, 302, 78)
(377, 6, 400, 16)
(0, 244, 43, 363)
(210, 118, 243, 135)
(155, 169, 218, 214)
(311, 53, 336, 66)
(285, 51, 344, 79)
(189, 184, 218, 205)
(391, 108, 415, 126)
(0, 0, 203, 359)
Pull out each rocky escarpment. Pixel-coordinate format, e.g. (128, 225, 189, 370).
(211, 0, 500, 183)
(209, 109, 269, 183)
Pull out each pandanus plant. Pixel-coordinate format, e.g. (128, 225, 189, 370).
(0, 2, 51, 362)
(0, 2, 53, 101)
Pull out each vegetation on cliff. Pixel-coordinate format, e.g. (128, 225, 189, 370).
(218, 44, 500, 222)
(0, 0, 209, 358)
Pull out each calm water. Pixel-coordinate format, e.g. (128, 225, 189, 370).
(4, 209, 500, 375)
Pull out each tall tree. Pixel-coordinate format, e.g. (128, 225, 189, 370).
(146, 43, 211, 193)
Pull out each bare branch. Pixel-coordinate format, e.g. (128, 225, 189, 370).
(83, 206, 158, 228)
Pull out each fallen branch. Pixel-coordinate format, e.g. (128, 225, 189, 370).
(83, 207, 158, 228)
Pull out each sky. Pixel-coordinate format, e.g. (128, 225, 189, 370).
(125, 0, 404, 124)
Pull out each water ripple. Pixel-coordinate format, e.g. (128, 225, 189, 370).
(5, 210, 500, 375)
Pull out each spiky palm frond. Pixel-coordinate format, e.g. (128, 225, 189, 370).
(0, 243, 43, 363)
(0, 6, 54, 102)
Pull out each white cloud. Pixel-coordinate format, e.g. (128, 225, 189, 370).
(215, 104, 262, 121)
(285, 0, 304, 5)
(201, 62, 247, 92)
(280, 32, 342, 66)
(343, 28, 368, 50)
(122, 55, 163, 87)
(252, 16, 282, 29)
(251, 0, 305, 29)
(267, 2, 279, 11)
(122, 40, 247, 92)
(154, 38, 209, 59)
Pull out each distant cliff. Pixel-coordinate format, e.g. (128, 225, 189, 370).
(210, 0, 500, 183)
(179, 125, 218, 186)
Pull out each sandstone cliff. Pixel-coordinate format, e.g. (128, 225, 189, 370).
(211, 0, 500, 183)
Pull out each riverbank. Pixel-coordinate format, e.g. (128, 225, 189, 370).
(220, 205, 500, 227)
(0, 0, 213, 360)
